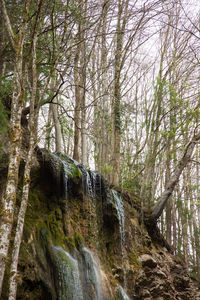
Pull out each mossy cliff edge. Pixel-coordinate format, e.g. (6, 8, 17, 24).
(1, 149, 200, 299)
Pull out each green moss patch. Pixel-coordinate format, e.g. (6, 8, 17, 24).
(129, 251, 140, 268)
(74, 231, 84, 250)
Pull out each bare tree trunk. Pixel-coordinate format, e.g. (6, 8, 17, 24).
(73, 26, 82, 162)
(81, 103, 87, 165)
(165, 159, 172, 245)
(172, 197, 177, 250)
(44, 105, 53, 150)
(8, 4, 42, 297)
(8, 91, 37, 300)
(195, 148, 200, 279)
(182, 172, 189, 268)
(0, 0, 31, 295)
(176, 182, 183, 256)
(51, 100, 62, 153)
(92, 0, 110, 174)
(8, 93, 37, 296)
(112, 0, 129, 185)
(80, 39, 87, 165)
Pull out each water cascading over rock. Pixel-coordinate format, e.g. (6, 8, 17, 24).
(43, 152, 130, 299)
(111, 190, 125, 245)
(35, 151, 112, 299)
(51, 245, 104, 300)
(51, 152, 102, 200)
(52, 245, 83, 300)
(116, 286, 130, 300)
(111, 189, 127, 289)
(80, 247, 103, 300)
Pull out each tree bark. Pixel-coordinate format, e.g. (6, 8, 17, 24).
(0, 0, 31, 295)
(73, 28, 81, 162)
(51, 101, 62, 153)
(80, 29, 87, 165)
(112, 0, 129, 185)
(8, 16, 39, 298)
(44, 105, 53, 150)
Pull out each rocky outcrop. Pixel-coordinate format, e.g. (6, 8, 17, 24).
(134, 250, 200, 299)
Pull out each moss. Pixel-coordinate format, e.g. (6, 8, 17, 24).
(46, 213, 64, 246)
(64, 236, 75, 252)
(190, 271, 199, 281)
(74, 211, 80, 221)
(55, 208, 62, 220)
(129, 251, 140, 268)
(54, 247, 75, 270)
(56, 152, 81, 180)
(37, 221, 50, 242)
(74, 231, 84, 250)
(69, 218, 76, 228)
(69, 164, 82, 179)
(25, 190, 50, 233)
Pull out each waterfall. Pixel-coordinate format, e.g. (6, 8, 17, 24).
(85, 170, 96, 198)
(62, 159, 73, 197)
(43, 152, 129, 299)
(117, 286, 130, 300)
(51, 153, 103, 201)
(52, 246, 83, 300)
(51, 153, 74, 197)
(52, 245, 104, 300)
(81, 247, 103, 300)
(111, 190, 127, 290)
(78, 166, 98, 199)
(111, 190, 125, 245)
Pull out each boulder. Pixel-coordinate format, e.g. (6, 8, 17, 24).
(139, 254, 157, 268)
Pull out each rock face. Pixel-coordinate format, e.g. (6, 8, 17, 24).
(138, 254, 157, 268)
(1, 150, 200, 299)
(135, 250, 200, 299)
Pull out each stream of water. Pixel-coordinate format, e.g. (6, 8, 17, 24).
(52, 245, 83, 300)
(52, 245, 104, 300)
(111, 190, 127, 291)
(117, 286, 130, 300)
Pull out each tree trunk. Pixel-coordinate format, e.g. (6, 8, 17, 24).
(51, 101, 62, 153)
(172, 197, 177, 250)
(8, 130, 35, 300)
(112, 0, 129, 185)
(8, 22, 39, 299)
(73, 28, 81, 162)
(0, 0, 31, 295)
(80, 35, 87, 165)
(44, 105, 53, 151)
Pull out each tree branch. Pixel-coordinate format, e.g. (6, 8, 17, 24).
(1, 0, 16, 50)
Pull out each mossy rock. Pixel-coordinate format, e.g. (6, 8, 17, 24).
(64, 236, 75, 252)
(129, 251, 140, 268)
(47, 214, 65, 246)
(69, 163, 82, 180)
(53, 247, 75, 270)
(74, 231, 84, 250)
(55, 208, 62, 220)
(69, 218, 76, 228)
